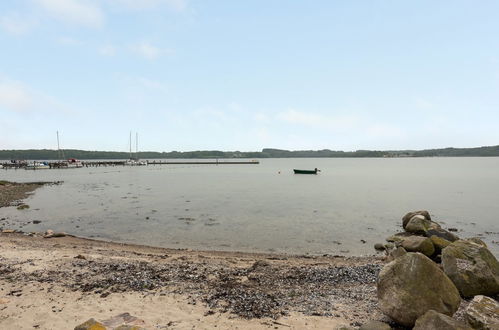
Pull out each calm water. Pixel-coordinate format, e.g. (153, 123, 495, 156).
(1, 158, 498, 256)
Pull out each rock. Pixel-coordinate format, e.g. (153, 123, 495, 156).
(401, 236, 435, 257)
(386, 232, 412, 244)
(44, 231, 67, 238)
(359, 320, 392, 330)
(374, 243, 386, 251)
(384, 243, 395, 250)
(377, 253, 461, 327)
(2, 229, 15, 233)
(16, 204, 29, 210)
(45, 229, 54, 236)
(389, 247, 407, 260)
(430, 235, 452, 253)
(403, 210, 431, 228)
(74, 318, 106, 330)
(468, 237, 488, 247)
(32, 220, 42, 224)
(448, 227, 459, 232)
(442, 239, 499, 297)
(74, 254, 86, 260)
(465, 295, 499, 330)
(414, 310, 472, 330)
(426, 227, 460, 242)
(114, 326, 145, 330)
(405, 215, 432, 234)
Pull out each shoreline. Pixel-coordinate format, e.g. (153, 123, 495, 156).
(0, 232, 385, 329)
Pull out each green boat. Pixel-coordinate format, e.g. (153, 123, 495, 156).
(293, 168, 320, 174)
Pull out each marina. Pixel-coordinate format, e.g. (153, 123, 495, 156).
(0, 159, 260, 169)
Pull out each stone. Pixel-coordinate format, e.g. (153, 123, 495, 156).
(405, 215, 432, 234)
(386, 232, 412, 244)
(401, 236, 435, 257)
(426, 227, 460, 242)
(377, 253, 461, 327)
(468, 237, 488, 247)
(74, 318, 106, 330)
(359, 320, 391, 330)
(388, 247, 407, 261)
(402, 210, 431, 228)
(413, 310, 472, 330)
(374, 243, 386, 251)
(465, 295, 499, 330)
(430, 235, 452, 253)
(442, 239, 499, 297)
(114, 326, 145, 330)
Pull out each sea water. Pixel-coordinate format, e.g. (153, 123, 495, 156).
(1, 158, 498, 256)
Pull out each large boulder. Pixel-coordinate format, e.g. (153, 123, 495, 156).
(402, 210, 431, 228)
(465, 295, 499, 330)
(405, 215, 432, 234)
(430, 235, 452, 254)
(426, 228, 460, 242)
(377, 253, 461, 327)
(413, 310, 472, 330)
(442, 239, 499, 297)
(401, 236, 435, 257)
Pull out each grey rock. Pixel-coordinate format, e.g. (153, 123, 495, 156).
(414, 310, 472, 330)
(377, 253, 461, 327)
(401, 236, 435, 257)
(426, 228, 460, 242)
(405, 215, 432, 234)
(465, 295, 499, 330)
(442, 239, 499, 297)
(402, 210, 431, 228)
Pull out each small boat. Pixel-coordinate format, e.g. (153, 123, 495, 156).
(293, 168, 320, 174)
(65, 158, 83, 168)
(25, 161, 50, 170)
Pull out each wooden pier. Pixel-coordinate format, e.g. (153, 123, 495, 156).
(1, 159, 260, 169)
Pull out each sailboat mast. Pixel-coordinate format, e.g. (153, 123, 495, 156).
(136, 132, 138, 159)
(129, 131, 132, 159)
(57, 131, 60, 161)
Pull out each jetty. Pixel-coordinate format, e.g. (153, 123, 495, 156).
(1, 159, 260, 169)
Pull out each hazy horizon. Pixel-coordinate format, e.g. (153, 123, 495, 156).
(2, 1, 499, 151)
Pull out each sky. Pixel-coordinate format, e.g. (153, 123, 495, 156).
(1, 0, 499, 152)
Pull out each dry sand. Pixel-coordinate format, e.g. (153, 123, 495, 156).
(0, 233, 387, 329)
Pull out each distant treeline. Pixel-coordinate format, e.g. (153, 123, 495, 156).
(1, 145, 499, 160)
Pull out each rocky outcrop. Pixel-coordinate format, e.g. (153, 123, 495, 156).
(413, 310, 472, 330)
(377, 253, 461, 327)
(465, 295, 499, 330)
(402, 210, 431, 228)
(359, 320, 392, 330)
(442, 239, 499, 297)
(400, 236, 435, 257)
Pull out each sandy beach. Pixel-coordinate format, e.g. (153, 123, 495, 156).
(0, 232, 385, 329)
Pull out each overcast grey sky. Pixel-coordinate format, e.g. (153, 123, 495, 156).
(1, 0, 499, 151)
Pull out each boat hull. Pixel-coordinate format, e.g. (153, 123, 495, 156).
(293, 169, 318, 174)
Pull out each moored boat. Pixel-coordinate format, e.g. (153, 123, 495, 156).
(293, 168, 320, 174)
(25, 161, 50, 170)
